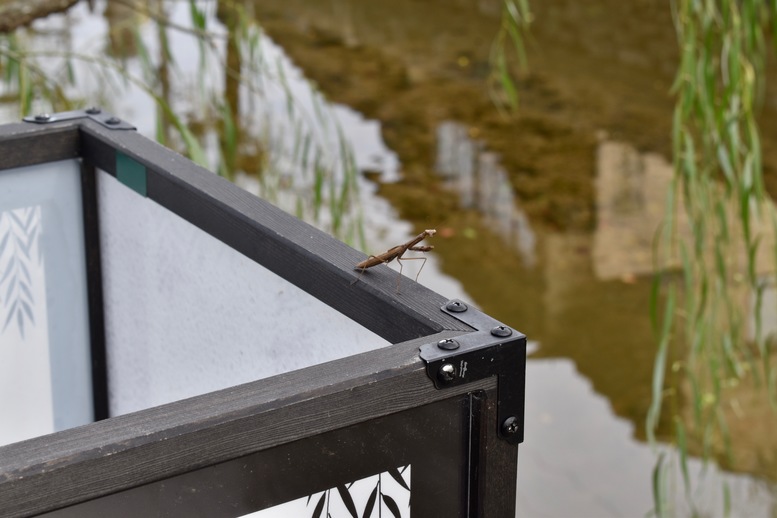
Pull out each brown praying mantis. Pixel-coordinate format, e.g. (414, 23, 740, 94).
(353, 229, 436, 291)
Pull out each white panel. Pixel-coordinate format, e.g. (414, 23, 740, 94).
(97, 170, 390, 416)
(243, 466, 411, 517)
(0, 160, 93, 446)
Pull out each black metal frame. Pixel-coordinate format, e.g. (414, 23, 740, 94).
(80, 160, 110, 421)
(0, 111, 525, 517)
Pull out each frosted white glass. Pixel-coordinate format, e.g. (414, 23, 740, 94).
(0, 160, 93, 446)
(97, 170, 390, 416)
(242, 466, 411, 518)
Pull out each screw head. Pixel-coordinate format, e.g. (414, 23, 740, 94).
(437, 338, 460, 351)
(85, 106, 102, 114)
(438, 363, 456, 383)
(34, 113, 51, 122)
(105, 116, 121, 125)
(491, 325, 513, 337)
(446, 300, 468, 313)
(501, 416, 520, 436)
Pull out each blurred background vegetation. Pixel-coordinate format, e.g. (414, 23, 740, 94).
(2, 0, 777, 515)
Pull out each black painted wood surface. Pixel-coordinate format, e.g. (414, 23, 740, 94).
(0, 117, 518, 518)
(0, 333, 499, 517)
(78, 120, 471, 342)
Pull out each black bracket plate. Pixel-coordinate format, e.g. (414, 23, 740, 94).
(420, 299, 526, 444)
(23, 108, 136, 130)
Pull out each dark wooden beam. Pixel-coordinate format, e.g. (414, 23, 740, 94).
(0, 122, 80, 170)
(0, 332, 493, 517)
(0, 117, 518, 518)
(78, 120, 471, 343)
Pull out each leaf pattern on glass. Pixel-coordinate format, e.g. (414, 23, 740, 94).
(0, 206, 41, 339)
(302, 465, 410, 518)
(336, 484, 358, 518)
(380, 494, 401, 518)
(361, 487, 378, 518)
(387, 467, 409, 492)
(310, 492, 326, 518)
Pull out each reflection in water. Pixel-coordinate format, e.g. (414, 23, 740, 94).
(595, 139, 777, 481)
(752, 277, 777, 341)
(520, 359, 777, 517)
(595, 139, 777, 341)
(593, 140, 673, 281)
(435, 121, 536, 268)
(7, 0, 777, 514)
(246, 2, 777, 510)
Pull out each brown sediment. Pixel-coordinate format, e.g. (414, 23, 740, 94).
(252, 4, 606, 231)
(251, 0, 777, 482)
(252, 0, 777, 227)
(250, 0, 660, 431)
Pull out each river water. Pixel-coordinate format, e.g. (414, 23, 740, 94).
(4, 0, 777, 516)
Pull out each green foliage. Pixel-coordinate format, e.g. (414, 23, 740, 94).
(495, 0, 777, 513)
(0, 0, 364, 247)
(651, 0, 777, 514)
(489, 0, 532, 112)
(0, 33, 72, 114)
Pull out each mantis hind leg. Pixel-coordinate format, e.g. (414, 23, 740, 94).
(350, 267, 367, 286)
(395, 256, 428, 292)
(414, 256, 428, 282)
(350, 255, 379, 286)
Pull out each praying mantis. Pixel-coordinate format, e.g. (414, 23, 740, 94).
(353, 229, 436, 291)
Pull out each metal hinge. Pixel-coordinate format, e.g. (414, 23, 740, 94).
(23, 108, 135, 130)
(419, 299, 526, 444)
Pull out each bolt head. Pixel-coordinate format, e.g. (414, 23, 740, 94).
(501, 416, 520, 436)
(105, 116, 121, 125)
(438, 363, 456, 383)
(86, 107, 102, 114)
(446, 300, 468, 313)
(34, 113, 51, 122)
(491, 325, 513, 337)
(437, 338, 460, 351)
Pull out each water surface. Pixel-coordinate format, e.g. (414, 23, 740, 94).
(4, 0, 777, 515)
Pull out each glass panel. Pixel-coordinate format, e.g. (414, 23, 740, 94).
(0, 160, 93, 445)
(243, 467, 411, 518)
(96, 169, 391, 416)
(42, 392, 478, 517)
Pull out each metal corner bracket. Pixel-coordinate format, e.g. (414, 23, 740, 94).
(419, 299, 527, 445)
(23, 108, 136, 130)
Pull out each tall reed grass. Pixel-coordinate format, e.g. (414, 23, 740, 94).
(0, 0, 364, 247)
